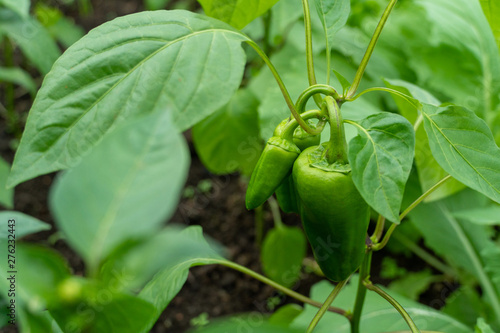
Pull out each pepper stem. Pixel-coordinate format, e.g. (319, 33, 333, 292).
(324, 96, 348, 165)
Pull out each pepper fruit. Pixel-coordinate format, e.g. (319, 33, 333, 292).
(275, 118, 322, 214)
(245, 123, 300, 211)
(293, 144, 370, 281)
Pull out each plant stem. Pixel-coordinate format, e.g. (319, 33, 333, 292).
(267, 196, 283, 229)
(295, 84, 340, 115)
(373, 175, 453, 251)
(325, 96, 348, 164)
(306, 278, 349, 333)
(302, 0, 322, 108)
(371, 214, 386, 243)
(348, 87, 421, 111)
(392, 232, 456, 277)
(346, 0, 399, 98)
(218, 260, 349, 317)
(399, 175, 452, 221)
(254, 204, 264, 246)
(364, 280, 421, 333)
(246, 41, 317, 135)
(351, 251, 372, 333)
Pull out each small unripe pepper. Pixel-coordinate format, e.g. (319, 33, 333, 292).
(245, 122, 300, 210)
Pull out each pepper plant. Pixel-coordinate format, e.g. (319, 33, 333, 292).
(1, 0, 500, 332)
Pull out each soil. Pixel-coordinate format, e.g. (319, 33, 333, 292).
(0, 1, 452, 332)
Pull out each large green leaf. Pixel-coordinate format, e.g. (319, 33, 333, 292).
(0, 0, 30, 19)
(138, 226, 225, 332)
(385, 79, 465, 202)
(0, 157, 13, 209)
(50, 111, 189, 270)
(407, 188, 500, 328)
(261, 225, 306, 288)
(192, 89, 262, 176)
(7, 10, 248, 187)
(479, 0, 500, 50)
(290, 277, 471, 332)
(314, 0, 350, 46)
(189, 315, 304, 332)
(0, 9, 60, 75)
(421, 104, 500, 204)
(348, 112, 415, 223)
(197, 0, 280, 29)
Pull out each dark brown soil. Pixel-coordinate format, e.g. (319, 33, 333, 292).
(0, 1, 452, 332)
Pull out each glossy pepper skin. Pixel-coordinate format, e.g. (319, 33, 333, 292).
(245, 136, 300, 210)
(275, 119, 320, 214)
(293, 146, 370, 282)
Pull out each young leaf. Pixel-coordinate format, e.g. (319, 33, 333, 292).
(8, 10, 249, 187)
(197, 0, 280, 29)
(314, 0, 350, 45)
(421, 103, 500, 204)
(50, 111, 189, 270)
(0, 9, 60, 75)
(385, 79, 465, 202)
(290, 277, 471, 332)
(0, 157, 13, 209)
(261, 225, 306, 288)
(332, 69, 351, 95)
(0, 211, 51, 239)
(0, 66, 37, 96)
(269, 304, 303, 328)
(192, 89, 262, 176)
(347, 112, 415, 223)
(0, 0, 30, 19)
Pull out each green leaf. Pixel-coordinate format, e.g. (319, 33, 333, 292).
(261, 225, 306, 288)
(18, 309, 63, 333)
(385, 79, 465, 202)
(314, 0, 350, 45)
(0, 211, 51, 239)
(138, 226, 225, 332)
(442, 286, 490, 328)
(269, 304, 303, 327)
(479, 0, 500, 50)
(332, 69, 351, 95)
(421, 103, 500, 204)
(0, 66, 37, 96)
(476, 318, 496, 333)
(190, 315, 304, 333)
(197, 0, 280, 29)
(268, 0, 302, 46)
(100, 225, 224, 291)
(290, 276, 471, 332)
(482, 246, 500, 297)
(50, 111, 189, 269)
(0, 0, 30, 19)
(8, 10, 248, 187)
(0, 157, 13, 209)
(388, 269, 436, 301)
(452, 204, 500, 225)
(0, 10, 60, 75)
(50, 288, 157, 333)
(407, 189, 500, 326)
(192, 89, 262, 176)
(0, 244, 70, 310)
(348, 112, 415, 223)
(34, 4, 85, 48)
